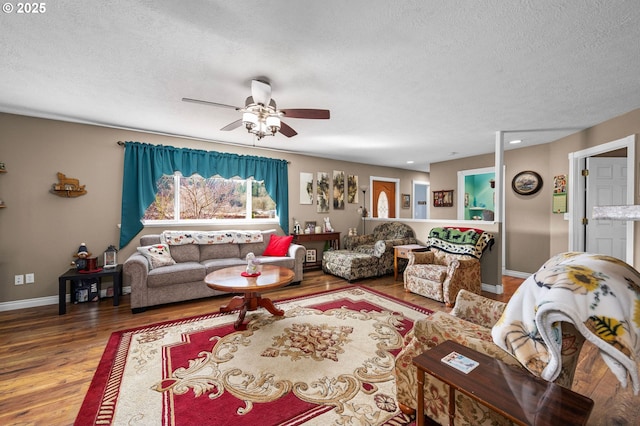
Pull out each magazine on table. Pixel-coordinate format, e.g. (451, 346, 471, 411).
(441, 351, 480, 374)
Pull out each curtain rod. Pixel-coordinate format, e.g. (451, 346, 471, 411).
(116, 141, 291, 163)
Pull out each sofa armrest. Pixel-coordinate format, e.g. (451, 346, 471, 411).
(450, 289, 506, 328)
(288, 243, 305, 282)
(123, 253, 150, 309)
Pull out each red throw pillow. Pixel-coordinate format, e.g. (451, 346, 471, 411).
(262, 234, 294, 257)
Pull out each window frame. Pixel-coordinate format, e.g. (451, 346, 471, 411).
(141, 173, 279, 227)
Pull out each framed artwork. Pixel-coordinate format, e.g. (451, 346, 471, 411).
(316, 172, 329, 213)
(401, 193, 410, 209)
(512, 171, 543, 195)
(347, 175, 358, 203)
(299, 172, 314, 204)
(305, 249, 317, 263)
(304, 221, 316, 233)
(332, 170, 345, 209)
(433, 190, 454, 207)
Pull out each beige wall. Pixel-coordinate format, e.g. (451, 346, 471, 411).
(0, 112, 428, 304)
(429, 108, 640, 274)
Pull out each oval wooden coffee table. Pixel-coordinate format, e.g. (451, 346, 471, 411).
(205, 264, 295, 329)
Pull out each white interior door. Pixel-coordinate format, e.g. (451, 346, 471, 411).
(413, 181, 428, 219)
(585, 157, 627, 258)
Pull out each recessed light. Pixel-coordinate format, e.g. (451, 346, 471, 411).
(509, 139, 522, 144)
(406, 160, 414, 164)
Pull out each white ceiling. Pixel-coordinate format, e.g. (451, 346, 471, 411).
(1, 1, 639, 172)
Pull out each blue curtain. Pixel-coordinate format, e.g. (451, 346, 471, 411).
(119, 141, 289, 248)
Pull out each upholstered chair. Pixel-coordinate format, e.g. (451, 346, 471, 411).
(394, 290, 586, 425)
(322, 222, 417, 281)
(403, 248, 482, 307)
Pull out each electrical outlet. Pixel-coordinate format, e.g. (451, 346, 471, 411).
(15, 275, 24, 285)
(26, 273, 34, 284)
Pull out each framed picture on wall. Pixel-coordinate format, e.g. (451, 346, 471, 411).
(433, 190, 454, 207)
(512, 171, 543, 195)
(401, 193, 410, 209)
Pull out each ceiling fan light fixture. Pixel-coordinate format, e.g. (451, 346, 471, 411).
(243, 112, 258, 130)
(266, 116, 281, 135)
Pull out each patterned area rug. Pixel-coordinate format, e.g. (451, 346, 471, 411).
(75, 286, 432, 425)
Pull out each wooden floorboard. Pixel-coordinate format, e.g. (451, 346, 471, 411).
(0, 270, 637, 425)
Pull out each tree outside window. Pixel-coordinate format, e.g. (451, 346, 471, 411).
(143, 173, 276, 222)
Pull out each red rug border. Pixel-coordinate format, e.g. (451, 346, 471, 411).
(75, 285, 432, 425)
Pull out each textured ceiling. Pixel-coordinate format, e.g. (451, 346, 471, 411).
(1, 1, 639, 171)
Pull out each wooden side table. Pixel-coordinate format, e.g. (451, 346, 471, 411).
(291, 231, 341, 270)
(412, 340, 593, 426)
(393, 244, 428, 280)
(58, 265, 123, 315)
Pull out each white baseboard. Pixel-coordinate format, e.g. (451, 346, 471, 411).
(503, 269, 531, 279)
(0, 286, 132, 312)
(481, 283, 503, 294)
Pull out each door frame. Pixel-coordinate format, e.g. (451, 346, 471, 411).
(568, 134, 635, 264)
(370, 176, 400, 218)
(456, 166, 495, 220)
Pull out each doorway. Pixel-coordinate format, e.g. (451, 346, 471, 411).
(413, 181, 429, 219)
(569, 134, 635, 263)
(585, 157, 627, 259)
(372, 177, 399, 218)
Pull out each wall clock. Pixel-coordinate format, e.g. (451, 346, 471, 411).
(512, 171, 543, 195)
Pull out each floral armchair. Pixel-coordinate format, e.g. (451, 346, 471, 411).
(404, 227, 493, 306)
(394, 290, 586, 425)
(322, 222, 417, 281)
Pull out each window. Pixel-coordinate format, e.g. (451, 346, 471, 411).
(143, 173, 277, 224)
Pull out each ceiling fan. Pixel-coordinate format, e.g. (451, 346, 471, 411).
(182, 79, 330, 140)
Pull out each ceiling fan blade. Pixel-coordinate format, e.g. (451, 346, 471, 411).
(220, 119, 243, 131)
(279, 121, 298, 138)
(280, 109, 330, 119)
(182, 97, 241, 110)
(251, 80, 271, 106)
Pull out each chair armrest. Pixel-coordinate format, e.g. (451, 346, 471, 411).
(456, 258, 480, 269)
(450, 289, 506, 328)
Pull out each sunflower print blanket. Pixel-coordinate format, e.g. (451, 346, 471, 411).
(491, 252, 640, 394)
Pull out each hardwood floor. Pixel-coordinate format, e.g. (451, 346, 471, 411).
(0, 271, 636, 425)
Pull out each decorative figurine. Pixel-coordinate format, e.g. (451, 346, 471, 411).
(73, 243, 92, 270)
(323, 217, 333, 232)
(293, 218, 302, 234)
(245, 252, 261, 276)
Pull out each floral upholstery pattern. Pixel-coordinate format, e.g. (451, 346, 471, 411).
(321, 250, 380, 282)
(404, 247, 481, 306)
(323, 222, 416, 281)
(394, 290, 586, 425)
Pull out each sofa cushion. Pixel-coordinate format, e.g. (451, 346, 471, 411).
(146, 262, 206, 287)
(405, 263, 447, 282)
(137, 244, 176, 269)
(167, 244, 200, 263)
(199, 243, 240, 262)
(202, 258, 245, 273)
(262, 234, 294, 257)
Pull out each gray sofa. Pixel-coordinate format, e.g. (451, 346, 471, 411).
(123, 230, 305, 312)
